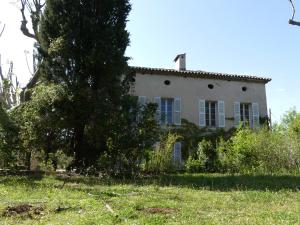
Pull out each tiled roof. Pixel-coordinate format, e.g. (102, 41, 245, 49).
(131, 66, 271, 83)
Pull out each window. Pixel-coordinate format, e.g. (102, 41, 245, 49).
(161, 98, 174, 125)
(205, 101, 217, 127)
(164, 80, 171, 85)
(154, 97, 181, 126)
(208, 84, 214, 89)
(200, 100, 225, 128)
(240, 103, 251, 126)
(234, 102, 259, 128)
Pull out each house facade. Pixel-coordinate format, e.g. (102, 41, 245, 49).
(131, 54, 271, 162)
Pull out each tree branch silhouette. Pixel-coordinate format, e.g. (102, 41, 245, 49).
(289, 0, 300, 26)
(0, 22, 5, 38)
(19, 0, 45, 40)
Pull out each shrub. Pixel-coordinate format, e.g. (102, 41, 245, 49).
(185, 140, 209, 173)
(96, 98, 159, 176)
(145, 132, 181, 174)
(0, 105, 20, 169)
(217, 126, 300, 174)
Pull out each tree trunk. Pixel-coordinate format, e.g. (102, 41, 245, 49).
(72, 124, 86, 170)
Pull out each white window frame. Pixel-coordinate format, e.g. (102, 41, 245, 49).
(161, 98, 174, 125)
(205, 101, 217, 128)
(240, 103, 251, 127)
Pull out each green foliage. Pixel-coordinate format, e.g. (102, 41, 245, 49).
(281, 108, 299, 130)
(182, 108, 300, 175)
(11, 83, 70, 169)
(145, 132, 181, 174)
(177, 119, 234, 172)
(218, 126, 300, 174)
(96, 99, 159, 176)
(1, 174, 300, 224)
(36, 0, 134, 171)
(288, 112, 300, 139)
(185, 141, 208, 173)
(37, 150, 73, 171)
(0, 104, 19, 168)
(185, 139, 225, 173)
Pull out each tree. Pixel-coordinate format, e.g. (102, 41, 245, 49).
(0, 103, 20, 169)
(36, 0, 133, 171)
(12, 83, 70, 169)
(18, 0, 45, 41)
(0, 62, 21, 110)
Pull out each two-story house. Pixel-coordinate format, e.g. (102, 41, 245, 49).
(131, 54, 271, 162)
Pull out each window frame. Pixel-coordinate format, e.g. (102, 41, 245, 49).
(161, 98, 174, 125)
(205, 101, 217, 128)
(240, 103, 252, 127)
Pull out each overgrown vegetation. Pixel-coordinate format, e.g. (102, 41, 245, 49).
(1, 1, 300, 177)
(184, 109, 300, 174)
(0, 0, 159, 176)
(0, 104, 20, 168)
(145, 132, 181, 174)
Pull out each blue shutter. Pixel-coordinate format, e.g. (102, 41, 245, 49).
(173, 142, 182, 164)
(218, 101, 225, 128)
(138, 96, 146, 107)
(252, 103, 259, 128)
(137, 96, 146, 122)
(199, 100, 206, 127)
(234, 102, 240, 127)
(174, 97, 181, 126)
(154, 97, 161, 125)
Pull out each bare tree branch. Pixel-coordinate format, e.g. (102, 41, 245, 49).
(20, 1, 36, 39)
(289, 19, 300, 26)
(19, 0, 45, 40)
(289, 0, 296, 20)
(0, 23, 5, 38)
(289, 0, 300, 26)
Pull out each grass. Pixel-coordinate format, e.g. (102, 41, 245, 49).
(0, 173, 300, 224)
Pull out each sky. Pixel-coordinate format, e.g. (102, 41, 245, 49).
(0, 0, 300, 122)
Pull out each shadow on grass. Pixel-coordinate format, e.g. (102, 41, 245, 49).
(1, 172, 300, 192)
(55, 173, 300, 192)
(0, 171, 44, 188)
(155, 174, 300, 191)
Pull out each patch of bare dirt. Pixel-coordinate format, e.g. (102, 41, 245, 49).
(2, 204, 44, 217)
(141, 207, 178, 214)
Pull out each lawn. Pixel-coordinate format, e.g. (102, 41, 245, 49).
(0, 173, 300, 225)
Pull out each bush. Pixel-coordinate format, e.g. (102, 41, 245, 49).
(217, 126, 300, 174)
(96, 98, 159, 176)
(185, 140, 209, 173)
(0, 105, 20, 169)
(145, 132, 181, 174)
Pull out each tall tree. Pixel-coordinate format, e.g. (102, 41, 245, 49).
(38, 0, 132, 170)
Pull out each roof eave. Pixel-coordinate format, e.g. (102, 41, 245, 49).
(131, 66, 271, 84)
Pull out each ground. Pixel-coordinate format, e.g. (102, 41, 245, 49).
(0, 173, 300, 225)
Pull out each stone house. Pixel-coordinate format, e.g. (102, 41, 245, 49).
(131, 54, 271, 162)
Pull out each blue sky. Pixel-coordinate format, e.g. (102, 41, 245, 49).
(126, 0, 300, 122)
(0, 0, 299, 121)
